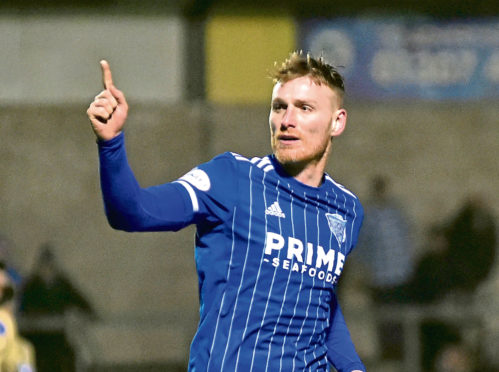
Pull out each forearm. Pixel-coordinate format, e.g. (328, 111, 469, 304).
(326, 297, 365, 372)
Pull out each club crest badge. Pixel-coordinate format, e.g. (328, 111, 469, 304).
(326, 213, 347, 244)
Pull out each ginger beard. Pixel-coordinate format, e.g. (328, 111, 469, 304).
(270, 117, 333, 168)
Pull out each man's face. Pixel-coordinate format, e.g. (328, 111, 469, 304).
(269, 76, 345, 169)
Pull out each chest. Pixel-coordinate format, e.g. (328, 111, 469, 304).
(231, 174, 355, 288)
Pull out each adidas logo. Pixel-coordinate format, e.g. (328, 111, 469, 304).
(265, 201, 285, 218)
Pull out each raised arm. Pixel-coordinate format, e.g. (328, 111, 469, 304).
(87, 60, 128, 141)
(86, 61, 192, 232)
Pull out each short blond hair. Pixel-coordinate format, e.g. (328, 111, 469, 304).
(271, 51, 345, 101)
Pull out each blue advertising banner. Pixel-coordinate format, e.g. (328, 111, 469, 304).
(300, 17, 499, 100)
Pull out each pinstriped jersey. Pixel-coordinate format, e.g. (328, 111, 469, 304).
(174, 152, 364, 372)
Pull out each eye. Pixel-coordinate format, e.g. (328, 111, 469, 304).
(272, 102, 286, 111)
(300, 104, 313, 112)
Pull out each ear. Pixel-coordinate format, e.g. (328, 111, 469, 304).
(331, 109, 347, 137)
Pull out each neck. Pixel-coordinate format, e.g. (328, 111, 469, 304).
(280, 153, 329, 188)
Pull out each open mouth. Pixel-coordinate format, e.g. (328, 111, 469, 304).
(278, 135, 299, 143)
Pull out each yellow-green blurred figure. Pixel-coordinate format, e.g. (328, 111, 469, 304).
(0, 262, 35, 372)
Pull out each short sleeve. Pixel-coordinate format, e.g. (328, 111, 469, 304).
(174, 153, 238, 226)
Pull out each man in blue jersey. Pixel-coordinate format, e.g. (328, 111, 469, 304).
(87, 52, 365, 372)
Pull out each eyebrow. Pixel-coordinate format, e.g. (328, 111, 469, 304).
(272, 97, 317, 106)
(293, 99, 316, 106)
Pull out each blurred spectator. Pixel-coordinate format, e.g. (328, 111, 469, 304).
(404, 193, 497, 371)
(20, 244, 94, 316)
(445, 193, 497, 294)
(420, 320, 463, 372)
(404, 224, 453, 303)
(0, 261, 36, 371)
(433, 342, 476, 372)
(351, 175, 415, 361)
(405, 193, 496, 303)
(0, 235, 23, 291)
(474, 263, 499, 371)
(355, 175, 415, 302)
(19, 243, 95, 372)
(392, 225, 463, 370)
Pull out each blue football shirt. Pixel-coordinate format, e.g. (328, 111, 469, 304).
(98, 133, 365, 372)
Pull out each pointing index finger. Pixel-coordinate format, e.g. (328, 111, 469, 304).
(100, 60, 113, 90)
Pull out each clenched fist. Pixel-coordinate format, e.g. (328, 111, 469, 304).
(87, 60, 128, 141)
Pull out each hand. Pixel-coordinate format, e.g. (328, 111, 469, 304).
(86, 60, 128, 141)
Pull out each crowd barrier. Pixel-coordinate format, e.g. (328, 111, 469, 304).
(16, 297, 493, 372)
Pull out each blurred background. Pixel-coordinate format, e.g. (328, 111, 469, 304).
(0, 0, 498, 371)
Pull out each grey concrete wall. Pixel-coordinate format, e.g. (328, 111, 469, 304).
(1, 100, 498, 331)
(0, 15, 186, 104)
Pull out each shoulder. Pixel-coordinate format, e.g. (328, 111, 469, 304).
(0, 309, 14, 331)
(180, 152, 275, 191)
(324, 175, 361, 201)
(324, 176, 364, 214)
(204, 152, 274, 173)
(0, 308, 15, 349)
(226, 153, 276, 176)
(177, 153, 237, 191)
(199, 152, 242, 171)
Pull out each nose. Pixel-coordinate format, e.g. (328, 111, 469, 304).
(281, 106, 297, 129)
